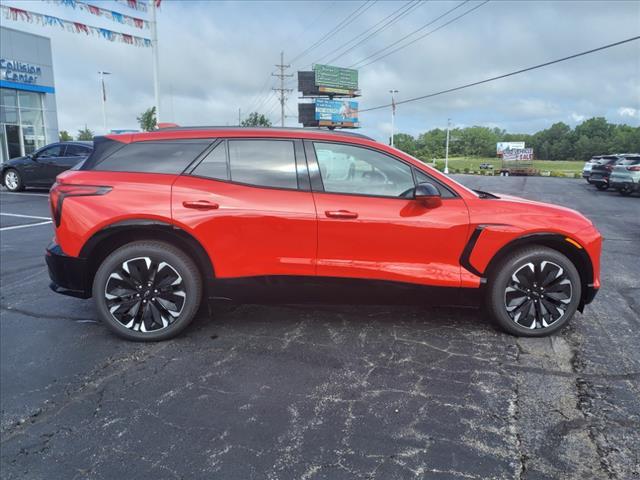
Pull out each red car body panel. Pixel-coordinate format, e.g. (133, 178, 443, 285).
(171, 175, 317, 278)
(50, 128, 601, 302)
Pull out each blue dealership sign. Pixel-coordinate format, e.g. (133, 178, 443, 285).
(315, 99, 358, 123)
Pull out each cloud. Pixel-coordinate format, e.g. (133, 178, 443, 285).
(618, 107, 639, 118)
(571, 113, 586, 123)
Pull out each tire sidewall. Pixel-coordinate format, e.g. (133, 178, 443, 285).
(92, 242, 202, 341)
(488, 248, 582, 337)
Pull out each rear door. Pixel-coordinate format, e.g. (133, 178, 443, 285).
(171, 138, 317, 279)
(307, 140, 469, 287)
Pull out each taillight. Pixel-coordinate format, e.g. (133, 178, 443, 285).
(627, 165, 640, 171)
(50, 182, 112, 227)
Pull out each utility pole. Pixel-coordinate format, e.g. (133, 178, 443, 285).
(98, 71, 111, 134)
(444, 118, 451, 174)
(150, 0, 161, 124)
(389, 89, 398, 147)
(238, 108, 241, 126)
(272, 51, 293, 127)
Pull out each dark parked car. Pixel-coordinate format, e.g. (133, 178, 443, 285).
(610, 155, 640, 196)
(1, 141, 93, 192)
(588, 155, 620, 190)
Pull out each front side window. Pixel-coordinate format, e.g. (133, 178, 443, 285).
(228, 140, 297, 189)
(313, 142, 414, 197)
(414, 169, 456, 198)
(93, 140, 211, 174)
(37, 145, 64, 158)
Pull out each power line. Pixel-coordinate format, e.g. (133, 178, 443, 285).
(288, 0, 377, 65)
(354, 0, 489, 69)
(349, 0, 476, 69)
(315, 0, 424, 67)
(360, 35, 640, 112)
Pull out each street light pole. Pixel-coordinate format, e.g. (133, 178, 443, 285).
(150, 0, 161, 124)
(98, 71, 111, 134)
(444, 118, 451, 174)
(389, 89, 398, 147)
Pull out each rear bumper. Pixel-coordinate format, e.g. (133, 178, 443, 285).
(45, 242, 91, 298)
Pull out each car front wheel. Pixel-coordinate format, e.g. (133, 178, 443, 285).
(485, 246, 581, 337)
(3, 169, 24, 192)
(595, 183, 609, 190)
(92, 241, 202, 341)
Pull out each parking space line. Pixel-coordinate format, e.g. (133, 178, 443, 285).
(0, 191, 50, 197)
(1, 213, 51, 221)
(0, 220, 52, 232)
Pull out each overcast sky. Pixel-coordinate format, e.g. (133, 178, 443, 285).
(2, 0, 639, 141)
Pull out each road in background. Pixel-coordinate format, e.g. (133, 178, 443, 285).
(1, 178, 638, 479)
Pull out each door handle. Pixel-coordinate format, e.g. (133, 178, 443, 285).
(183, 200, 219, 210)
(325, 210, 358, 219)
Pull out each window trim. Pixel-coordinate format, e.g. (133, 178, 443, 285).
(305, 140, 460, 200)
(187, 138, 311, 193)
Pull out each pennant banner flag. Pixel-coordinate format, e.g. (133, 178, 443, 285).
(116, 0, 148, 13)
(1, 5, 152, 48)
(49, 0, 150, 29)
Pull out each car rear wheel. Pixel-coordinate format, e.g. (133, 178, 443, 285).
(619, 185, 633, 196)
(93, 241, 202, 341)
(485, 246, 581, 337)
(3, 169, 24, 192)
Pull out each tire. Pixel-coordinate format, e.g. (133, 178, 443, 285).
(92, 241, 202, 341)
(485, 246, 581, 337)
(619, 186, 633, 196)
(595, 183, 608, 191)
(3, 169, 24, 192)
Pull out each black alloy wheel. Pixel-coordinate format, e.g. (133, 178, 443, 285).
(93, 241, 202, 341)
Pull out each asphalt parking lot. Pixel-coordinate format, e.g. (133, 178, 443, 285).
(0, 176, 638, 479)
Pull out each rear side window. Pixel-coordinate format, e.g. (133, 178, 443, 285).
(66, 144, 92, 157)
(92, 140, 211, 174)
(228, 140, 297, 189)
(192, 142, 228, 180)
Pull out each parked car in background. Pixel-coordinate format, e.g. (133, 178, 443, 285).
(1, 141, 93, 192)
(46, 127, 600, 341)
(609, 154, 640, 196)
(588, 155, 620, 190)
(582, 155, 602, 183)
(479, 163, 494, 170)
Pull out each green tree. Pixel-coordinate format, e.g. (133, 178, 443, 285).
(137, 107, 157, 132)
(77, 127, 94, 141)
(59, 130, 73, 141)
(392, 133, 417, 155)
(240, 112, 272, 127)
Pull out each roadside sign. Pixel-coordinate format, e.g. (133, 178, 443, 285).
(315, 99, 358, 123)
(313, 64, 358, 90)
(497, 142, 525, 154)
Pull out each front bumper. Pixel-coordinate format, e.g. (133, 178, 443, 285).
(45, 242, 91, 298)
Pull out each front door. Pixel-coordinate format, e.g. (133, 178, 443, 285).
(308, 141, 470, 288)
(172, 138, 317, 280)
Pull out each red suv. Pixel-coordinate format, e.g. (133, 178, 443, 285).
(46, 127, 601, 341)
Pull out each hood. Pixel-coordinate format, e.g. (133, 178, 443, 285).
(476, 191, 593, 232)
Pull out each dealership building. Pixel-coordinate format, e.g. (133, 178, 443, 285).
(0, 27, 59, 163)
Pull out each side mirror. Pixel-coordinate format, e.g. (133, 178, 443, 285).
(414, 182, 442, 208)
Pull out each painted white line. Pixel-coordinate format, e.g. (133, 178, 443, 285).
(0, 220, 52, 232)
(0, 212, 51, 220)
(0, 191, 49, 197)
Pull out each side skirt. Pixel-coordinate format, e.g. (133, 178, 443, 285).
(208, 276, 483, 307)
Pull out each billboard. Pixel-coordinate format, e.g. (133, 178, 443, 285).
(315, 99, 358, 123)
(502, 148, 534, 161)
(497, 142, 525, 154)
(314, 64, 358, 90)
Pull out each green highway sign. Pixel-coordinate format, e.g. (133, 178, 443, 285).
(313, 64, 358, 90)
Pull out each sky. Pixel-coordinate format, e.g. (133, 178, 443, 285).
(1, 0, 639, 142)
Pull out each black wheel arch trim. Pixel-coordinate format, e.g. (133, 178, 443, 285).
(460, 227, 597, 309)
(79, 219, 216, 298)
